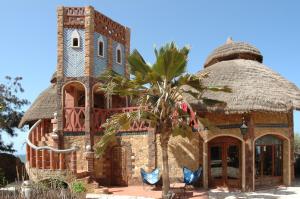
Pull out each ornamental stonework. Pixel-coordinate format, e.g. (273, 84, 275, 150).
(63, 7, 85, 28)
(94, 11, 126, 45)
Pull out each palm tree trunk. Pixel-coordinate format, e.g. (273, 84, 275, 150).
(161, 138, 170, 199)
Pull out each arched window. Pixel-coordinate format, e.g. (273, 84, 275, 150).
(255, 135, 283, 180)
(116, 45, 122, 64)
(71, 30, 80, 48)
(97, 37, 104, 57)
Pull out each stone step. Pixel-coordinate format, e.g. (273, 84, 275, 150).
(93, 187, 109, 194)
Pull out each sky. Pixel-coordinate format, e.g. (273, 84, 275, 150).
(0, 0, 299, 154)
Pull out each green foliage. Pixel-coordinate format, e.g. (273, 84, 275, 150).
(0, 76, 29, 152)
(95, 42, 230, 157)
(71, 181, 86, 193)
(94, 42, 230, 197)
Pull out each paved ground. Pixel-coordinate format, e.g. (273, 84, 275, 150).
(209, 180, 300, 199)
(86, 186, 208, 199)
(86, 181, 300, 199)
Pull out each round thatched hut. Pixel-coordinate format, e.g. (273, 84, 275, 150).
(190, 38, 300, 190)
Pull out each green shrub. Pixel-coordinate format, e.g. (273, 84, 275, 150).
(71, 181, 86, 193)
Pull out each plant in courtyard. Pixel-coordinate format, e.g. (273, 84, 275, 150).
(71, 181, 86, 193)
(94, 42, 230, 198)
(0, 76, 29, 152)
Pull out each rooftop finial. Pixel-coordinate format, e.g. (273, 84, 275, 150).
(226, 37, 233, 44)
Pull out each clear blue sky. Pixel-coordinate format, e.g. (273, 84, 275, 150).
(0, 0, 299, 154)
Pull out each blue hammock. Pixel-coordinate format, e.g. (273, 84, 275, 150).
(183, 166, 202, 185)
(140, 168, 160, 185)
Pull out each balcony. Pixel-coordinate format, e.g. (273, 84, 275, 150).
(64, 107, 85, 132)
(63, 106, 150, 133)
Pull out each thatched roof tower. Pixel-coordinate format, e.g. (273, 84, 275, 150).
(188, 38, 300, 114)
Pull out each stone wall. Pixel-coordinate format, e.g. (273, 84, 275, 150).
(156, 134, 201, 182)
(64, 135, 87, 171)
(93, 132, 149, 185)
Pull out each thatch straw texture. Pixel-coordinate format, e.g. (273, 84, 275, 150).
(204, 41, 263, 68)
(19, 85, 57, 127)
(186, 59, 300, 114)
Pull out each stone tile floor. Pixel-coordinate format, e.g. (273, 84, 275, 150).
(86, 180, 300, 199)
(86, 186, 208, 199)
(209, 180, 300, 199)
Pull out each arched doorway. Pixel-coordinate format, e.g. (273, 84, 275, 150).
(63, 82, 86, 132)
(111, 146, 128, 186)
(255, 134, 283, 188)
(208, 136, 241, 188)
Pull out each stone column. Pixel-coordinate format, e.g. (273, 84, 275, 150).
(124, 27, 131, 78)
(85, 151, 95, 173)
(245, 115, 254, 191)
(203, 141, 208, 189)
(84, 6, 94, 76)
(108, 38, 113, 69)
(42, 150, 46, 169)
(59, 153, 65, 170)
(71, 151, 77, 174)
(57, 6, 64, 77)
(51, 115, 59, 148)
(50, 151, 55, 170)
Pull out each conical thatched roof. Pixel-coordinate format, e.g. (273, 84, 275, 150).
(187, 60, 300, 114)
(204, 38, 263, 68)
(19, 85, 57, 127)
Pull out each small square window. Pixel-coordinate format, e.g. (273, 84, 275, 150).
(72, 38, 79, 47)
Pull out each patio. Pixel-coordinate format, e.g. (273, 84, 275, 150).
(86, 186, 209, 199)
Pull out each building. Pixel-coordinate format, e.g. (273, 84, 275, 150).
(19, 6, 300, 191)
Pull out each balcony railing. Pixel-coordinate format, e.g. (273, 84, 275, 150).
(93, 106, 150, 132)
(63, 106, 150, 133)
(64, 107, 85, 132)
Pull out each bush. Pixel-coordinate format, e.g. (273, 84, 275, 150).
(71, 181, 86, 193)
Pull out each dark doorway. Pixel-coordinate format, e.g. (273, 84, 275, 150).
(111, 146, 128, 186)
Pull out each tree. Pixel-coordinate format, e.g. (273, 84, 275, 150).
(0, 76, 29, 153)
(94, 42, 229, 198)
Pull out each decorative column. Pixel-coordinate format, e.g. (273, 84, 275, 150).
(244, 114, 254, 191)
(59, 153, 65, 170)
(51, 113, 59, 148)
(203, 141, 208, 189)
(50, 151, 55, 170)
(84, 6, 94, 77)
(124, 27, 131, 78)
(42, 150, 46, 169)
(108, 38, 113, 69)
(71, 151, 77, 174)
(57, 6, 64, 77)
(36, 150, 40, 169)
(85, 150, 94, 173)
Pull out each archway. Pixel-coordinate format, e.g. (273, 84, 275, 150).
(207, 136, 242, 189)
(254, 134, 289, 188)
(62, 81, 86, 132)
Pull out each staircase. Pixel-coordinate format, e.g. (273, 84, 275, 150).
(26, 118, 78, 181)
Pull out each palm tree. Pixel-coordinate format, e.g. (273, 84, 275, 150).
(94, 42, 229, 198)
